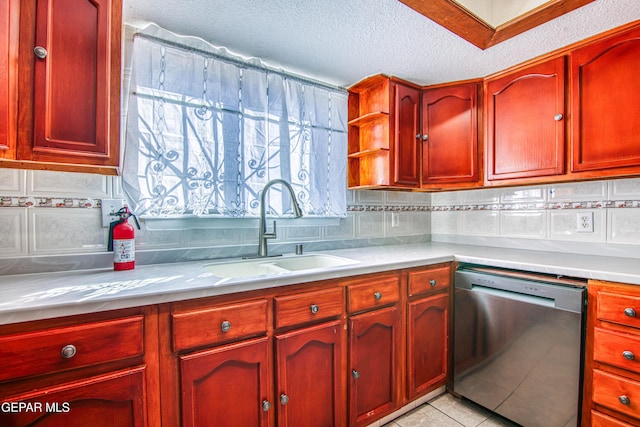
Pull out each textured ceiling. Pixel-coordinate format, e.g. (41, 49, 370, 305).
(123, 0, 640, 87)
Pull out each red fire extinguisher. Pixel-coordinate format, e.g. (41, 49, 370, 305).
(108, 207, 141, 271)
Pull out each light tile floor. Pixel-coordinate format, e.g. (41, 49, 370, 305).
(383, 393, 520, 427)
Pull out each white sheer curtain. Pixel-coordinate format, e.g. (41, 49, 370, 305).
(122, 26, 348, 218)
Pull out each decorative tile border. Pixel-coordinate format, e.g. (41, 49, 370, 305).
(2, 197, 639, 212)
(432, 200, 640, 211)
(350, 200, 640, 212)
(0, 197, 99, 209)
(347, 205, 430, 212)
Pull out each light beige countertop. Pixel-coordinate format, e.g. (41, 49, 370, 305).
(1, 242, 639, 325)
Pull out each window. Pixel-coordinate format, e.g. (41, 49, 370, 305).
(122, 26, 348, 219)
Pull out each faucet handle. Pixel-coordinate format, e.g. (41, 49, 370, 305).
(265, 220, 277, 239)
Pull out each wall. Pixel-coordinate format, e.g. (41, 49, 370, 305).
(432, 177, 640, 259)
(0, 168, 431, 274)
(3, 167, 640, 274)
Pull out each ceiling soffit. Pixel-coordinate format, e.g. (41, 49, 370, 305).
(398, 0, 596, 49)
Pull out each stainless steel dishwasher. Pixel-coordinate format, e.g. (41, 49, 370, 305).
(453, 265, 587, 427)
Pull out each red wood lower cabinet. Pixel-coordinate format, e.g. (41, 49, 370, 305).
(349, 306, 401, 427)
(275, 321, 344, 427)
(180, 337, 271, 427)
(0, 367, 147, 427)
(407, 293, 448, 399)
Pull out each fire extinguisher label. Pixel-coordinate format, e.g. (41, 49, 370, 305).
(113, 239, 135, 263)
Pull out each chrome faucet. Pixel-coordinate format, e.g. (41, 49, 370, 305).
(257, 179, 303, 257)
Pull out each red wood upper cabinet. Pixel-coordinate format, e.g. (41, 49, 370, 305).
(485, 56, 566, 181)
(347, 75, 420, 189)
(570, 26, 640, 173)
(0, 0, 18, 159)
(275, 321, 344, 427)
(421, 83, 479, 185)
(393, 82, 421, 186)
(14, 0, 121, 172)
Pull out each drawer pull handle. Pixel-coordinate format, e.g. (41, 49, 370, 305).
(624, 308, 637, 317)
(623, 351, 635, 360)
(374, 292, 382, 301)
(310, 304, 319, 314)
(61, 344, 77, 359)
(280, 394, 289, 405)
(262, 400, 272, 412)
(429, 279, 437, 287)
(221, 320, 232, 332)
(619, 395, 631, 406)
(352, 369, 360, 379)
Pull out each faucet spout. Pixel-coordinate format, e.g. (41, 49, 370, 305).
(258, 179, 303, 257)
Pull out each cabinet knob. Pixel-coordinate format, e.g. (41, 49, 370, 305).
(624, 308, 637, 317)
(262, 400, 272, 412)
(619, 395, 631, 406)
(352, 369, 360, 379)
(34, 46, 48, 59)
(310, 304, 319, 314)
(415, 133, 421, 139)
(374, 292, 382, 301)
(623, 351, 635, 360)
(61, 344, 77, 359)
(221, 320, 232, 332)
(422, 134, 428, 141)
(280, 394, 289, 405)
(554, 113, 563, 121)
(429, 279, 437, 287)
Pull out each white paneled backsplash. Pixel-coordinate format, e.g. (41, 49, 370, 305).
(0, 170, 431, 261)
(1, 168, 639, 264)
(432, 179, 640, 257)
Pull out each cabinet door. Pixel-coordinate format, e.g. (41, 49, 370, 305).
(17, 0, 121, 167)
(0, 0, 18, 158)
(421, 84, 478, 184)
(486, 56, 566, 181)
(392, 83, 420, 186)
(571, 26, 640, 172)
(349, 306, 400, 426)
(0, 367, 147, 427)
(407, 293, 448, 399)
(180, 337, 271, 427)
(275, 321, 344, 427)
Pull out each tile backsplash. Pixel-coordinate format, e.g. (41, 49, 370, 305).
(2, 168, 640, 271)
(0, 169, 431, 264)
(431, 178, 640, 257)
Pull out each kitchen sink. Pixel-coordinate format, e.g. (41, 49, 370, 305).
(273, 254, 358, 271)
(204, 254, 358, 279)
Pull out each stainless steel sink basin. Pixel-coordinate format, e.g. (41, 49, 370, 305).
(204, 254, 358, 279)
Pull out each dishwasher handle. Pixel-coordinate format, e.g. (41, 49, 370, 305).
(469, 284, 555, 308)
(455, 270, 585, 314)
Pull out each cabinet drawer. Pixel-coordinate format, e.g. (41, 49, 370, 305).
(592, 410, 635, 427)
(594, 327, 640, 373)
(274, 287, 343, 329)
(593, 369, 640, 421)
(172, 299, 268, 351)
(347, 275, 400, 314)
(0, 316, 144, 382)
(598, 291, 640, 329)
(408, 265, 451, 297)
